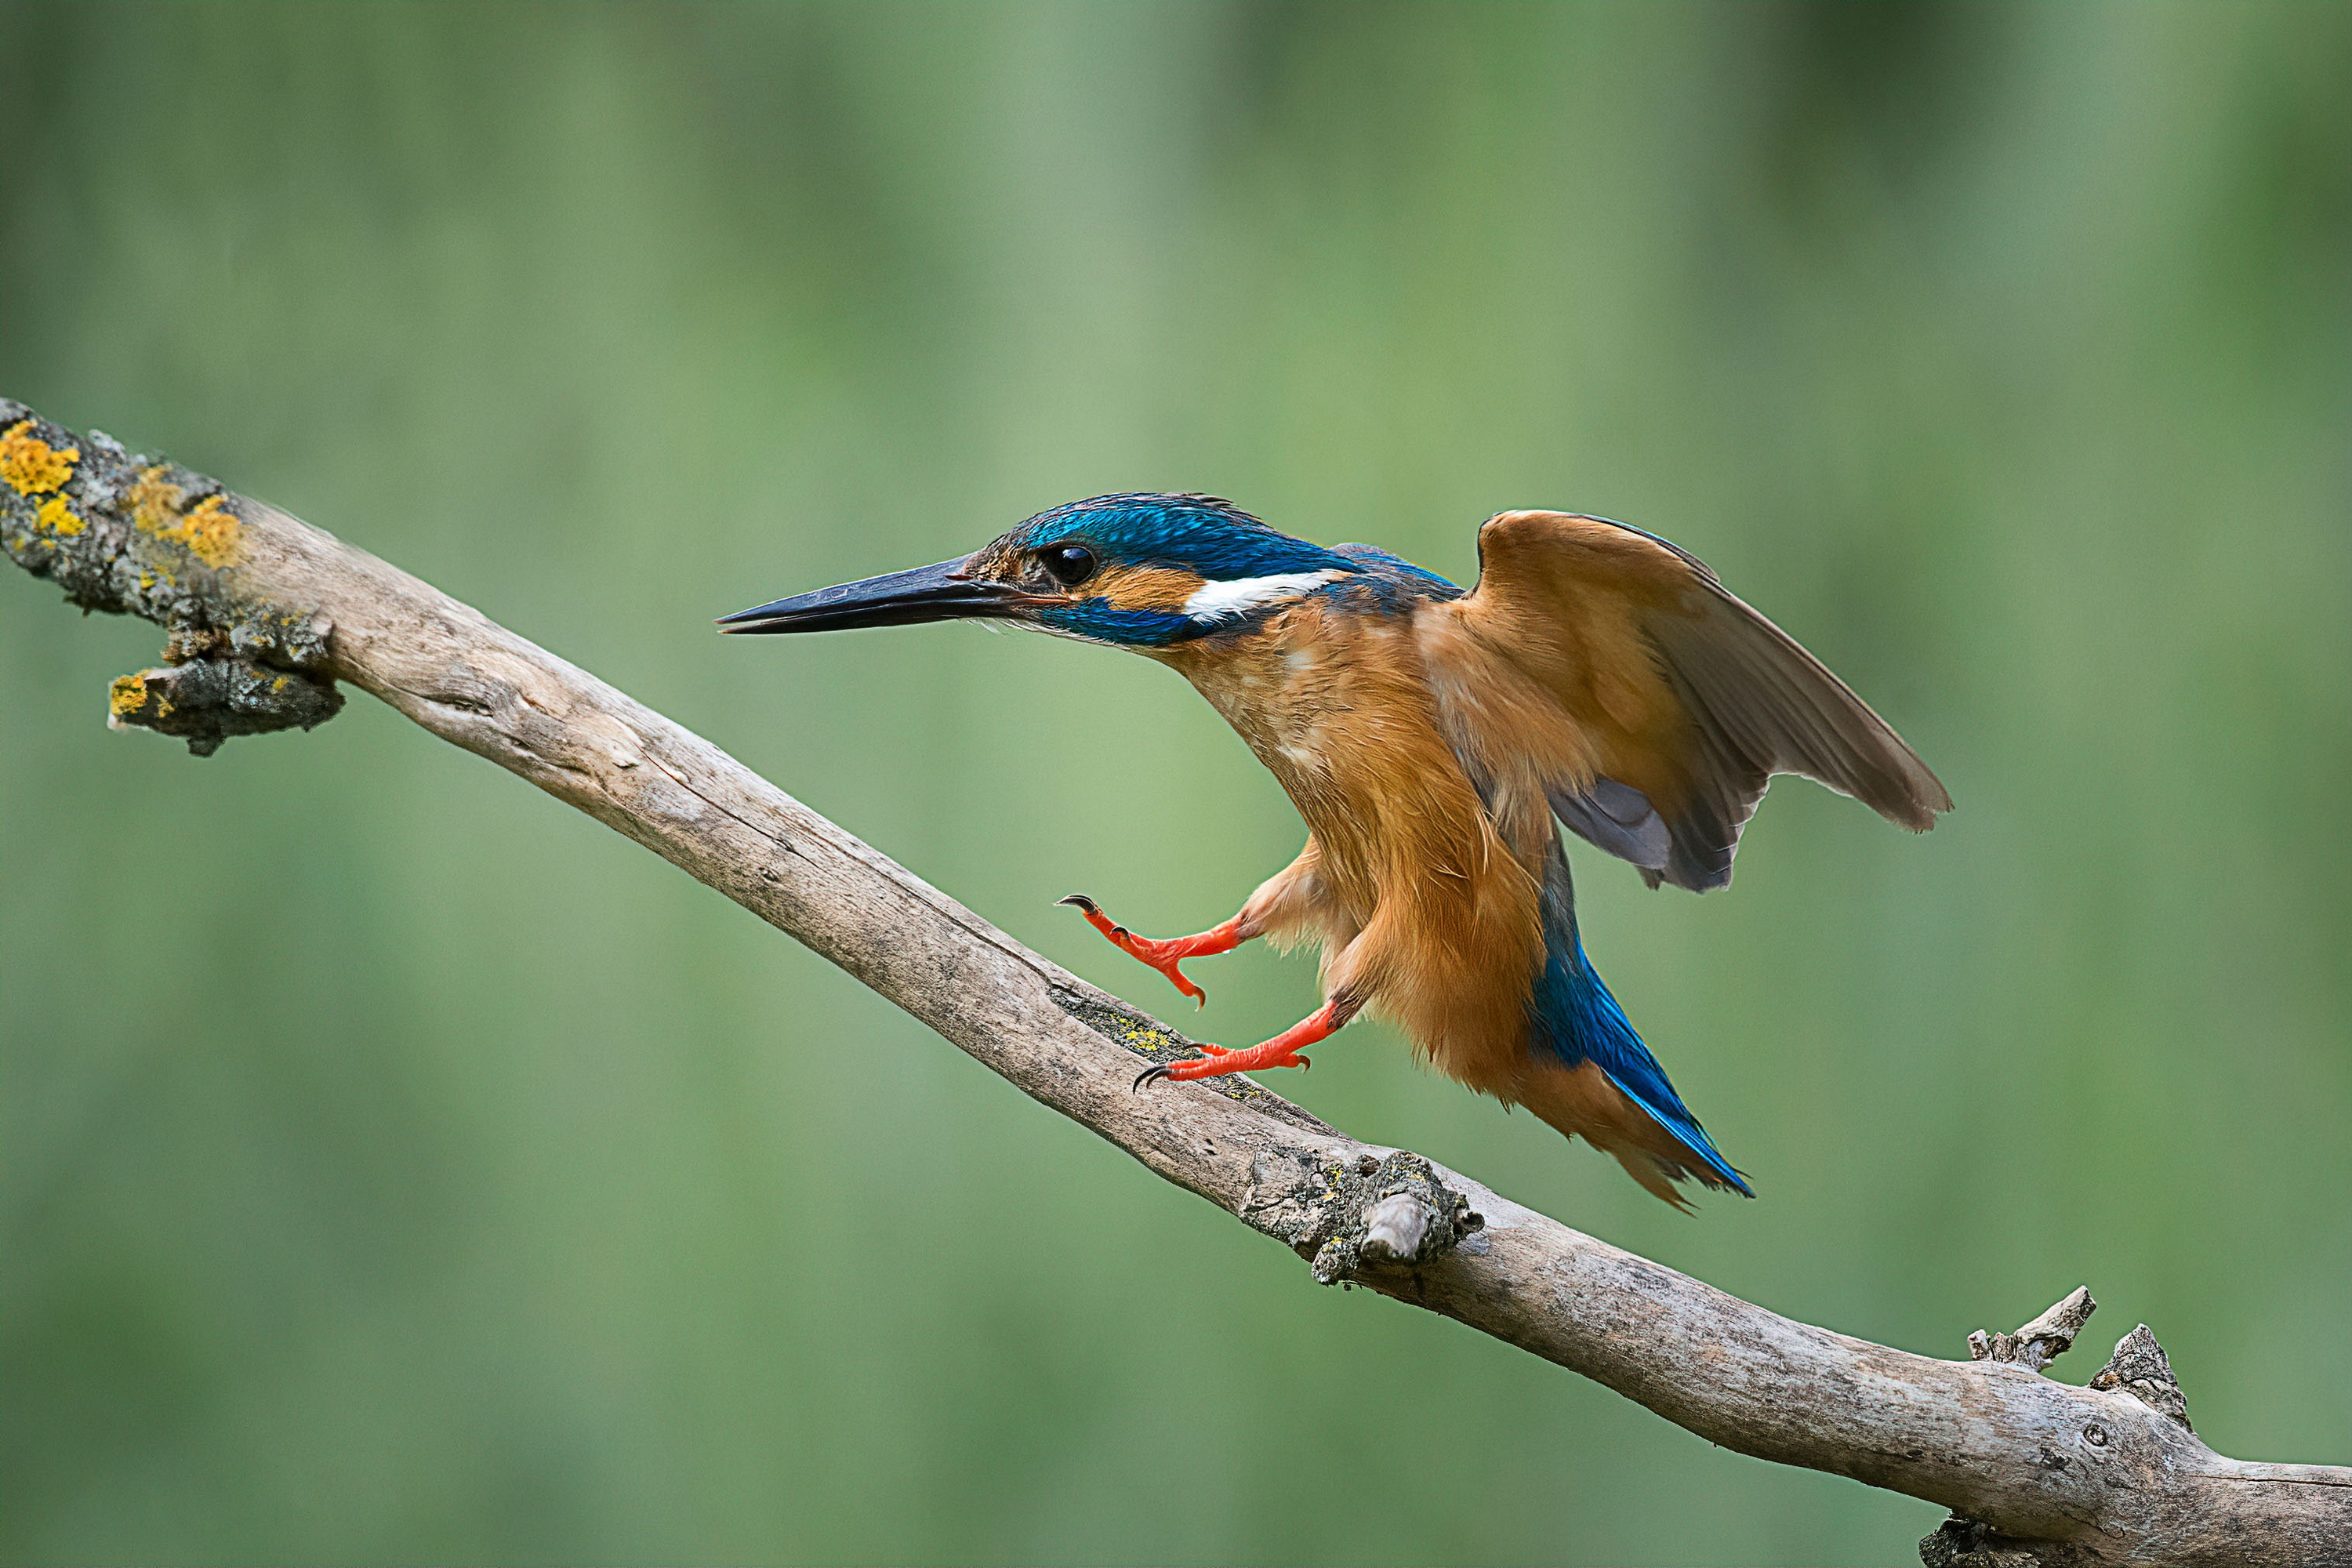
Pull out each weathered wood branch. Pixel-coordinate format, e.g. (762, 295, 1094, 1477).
(3, 400, 2343, 1567)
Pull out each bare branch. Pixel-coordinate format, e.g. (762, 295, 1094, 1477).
(4, 401, 2344, 1567)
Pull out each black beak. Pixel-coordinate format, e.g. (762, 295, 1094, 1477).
(717, 557, 1050, 635)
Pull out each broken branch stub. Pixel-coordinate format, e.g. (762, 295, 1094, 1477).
(1969, 1286, 2099, 1375)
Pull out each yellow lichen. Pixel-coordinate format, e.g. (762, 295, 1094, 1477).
(129, 467, 241, 568)
(35, 495, 85, 536)
(1, 420, 78, 495)
(109, 673, 148, 717)
(171, 493, 241, 567)
(129, 466, 184, 531)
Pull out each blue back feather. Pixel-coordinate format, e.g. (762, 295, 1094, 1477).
(1528, 851, 1751, 1196)
(1329, 543, 1464, 610)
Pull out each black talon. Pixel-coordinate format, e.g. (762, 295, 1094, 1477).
(1134, 1064, 1174, 1091)
(1059, 894, 1129, 938)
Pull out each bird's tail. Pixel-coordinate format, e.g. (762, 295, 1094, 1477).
(1522, 848, 1752, 1205)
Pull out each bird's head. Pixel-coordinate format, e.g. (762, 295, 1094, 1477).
(718, 493, 1377, 648)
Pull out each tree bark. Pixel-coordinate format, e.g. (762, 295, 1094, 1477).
(3, 399, 2343, 1567)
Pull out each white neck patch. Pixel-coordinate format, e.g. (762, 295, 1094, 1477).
(1182, 569, 1345, 624)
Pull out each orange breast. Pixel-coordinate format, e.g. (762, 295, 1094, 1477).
(1160, 603, 1547, 1095)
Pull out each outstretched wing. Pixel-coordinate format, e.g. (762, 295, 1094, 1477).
(1422, 510, 1951, 891)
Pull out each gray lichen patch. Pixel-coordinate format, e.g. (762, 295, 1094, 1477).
(1049, 982, 1337, 1135)
(2090, 1325, 2192, 1431)
(1918, 1515, 2063, 1568)
(2, 399, 341, 755)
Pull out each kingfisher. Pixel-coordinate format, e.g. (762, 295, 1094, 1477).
(720, 495, 1949, 1207)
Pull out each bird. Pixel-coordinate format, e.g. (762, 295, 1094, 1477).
(720, 495, 1950, 1207)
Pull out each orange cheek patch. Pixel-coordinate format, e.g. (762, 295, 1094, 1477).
(1092, 564, 1203, 613)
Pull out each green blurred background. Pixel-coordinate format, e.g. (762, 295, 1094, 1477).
(2, 3, 2344, 1563)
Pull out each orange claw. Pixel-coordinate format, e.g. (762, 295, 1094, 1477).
(1134, 1000, 1347, 1090)
(1060, 895, 1243, 1008)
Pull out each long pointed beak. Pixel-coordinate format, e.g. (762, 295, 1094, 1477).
(717, 557, 1050, 635)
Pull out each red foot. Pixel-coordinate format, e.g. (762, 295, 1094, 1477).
(1061, 894, 1243, 1008)
(1135, 1000, 1348, 1090)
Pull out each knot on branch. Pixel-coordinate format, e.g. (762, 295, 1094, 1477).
(1968, 1287, 2096, 1374)
(0, 400, 343, 755)
(1306, 1152, 1480, 1284)
(2089, 1324, 2192, 1431)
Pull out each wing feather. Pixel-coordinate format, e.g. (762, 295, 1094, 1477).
(1425, 511, 1951, 891)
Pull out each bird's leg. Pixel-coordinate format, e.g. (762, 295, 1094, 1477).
(1059, 894, 1249, 1008)
(1134, 996, 1359, 1090)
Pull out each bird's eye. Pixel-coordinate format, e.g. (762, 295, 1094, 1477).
(1040, 545, 1097, 587)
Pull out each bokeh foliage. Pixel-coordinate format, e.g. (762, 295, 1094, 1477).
(2, 3, 2344, 1563)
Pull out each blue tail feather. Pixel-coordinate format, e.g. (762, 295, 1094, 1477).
(1527, 851, 1751, 1196)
